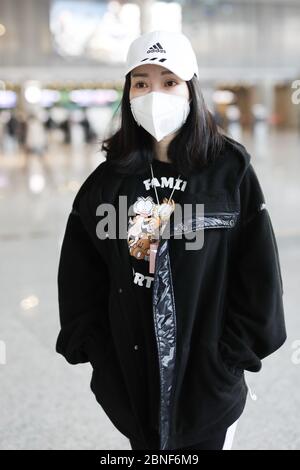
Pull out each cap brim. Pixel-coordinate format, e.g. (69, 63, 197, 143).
(124, 59, 194, 81)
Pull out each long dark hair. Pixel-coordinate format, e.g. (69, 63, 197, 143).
(100, 73, 227, 178)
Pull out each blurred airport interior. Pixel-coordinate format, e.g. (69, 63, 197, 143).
(0, 0, 300, 450)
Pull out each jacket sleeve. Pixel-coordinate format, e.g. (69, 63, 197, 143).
(55, 203, 111, 367)
(219, 163, 287, 372)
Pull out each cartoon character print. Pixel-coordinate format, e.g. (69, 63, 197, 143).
(127, 195, 176, 261)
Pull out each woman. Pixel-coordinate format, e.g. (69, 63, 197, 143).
(56, 30, 286, 451)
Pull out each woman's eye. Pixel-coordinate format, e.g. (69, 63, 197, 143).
(134, 82, 147, 88)
(165, 80, 177, 87)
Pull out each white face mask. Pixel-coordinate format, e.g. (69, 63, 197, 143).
(130, 91, 191, 142)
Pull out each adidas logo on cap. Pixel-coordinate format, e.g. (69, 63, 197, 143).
(146, 42, 166, 54)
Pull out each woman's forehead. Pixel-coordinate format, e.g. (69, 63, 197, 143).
(131, 64, 176, 77)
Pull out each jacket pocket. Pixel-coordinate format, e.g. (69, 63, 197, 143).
(217, 350, 244, 380)
(200, 212, 239, 230)
(89, 340, 140, 439)
(84, 332, 112, 370)
(198, 340, 244, 386)
(171, 211, 240, 237)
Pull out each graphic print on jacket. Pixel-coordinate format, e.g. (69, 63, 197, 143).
(120, 158, 187, 434)
(126, 159, 187, 287)
(128, 195, 175, 272)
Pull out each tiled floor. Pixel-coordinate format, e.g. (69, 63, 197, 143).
(0, 130, 299, 450)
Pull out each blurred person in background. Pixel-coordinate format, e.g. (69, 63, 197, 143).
(81, 107, 96, 144)
(59, 114, 71, 145)
(56, 30, 286, 451)
(15, 110, 27, 148)
(6, 111, 19, 142)
(1, 110, 19, 154)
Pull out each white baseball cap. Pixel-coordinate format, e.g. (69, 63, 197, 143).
(124, 30, 199, 81)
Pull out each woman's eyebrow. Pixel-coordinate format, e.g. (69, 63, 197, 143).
(131, 71, 175, 78)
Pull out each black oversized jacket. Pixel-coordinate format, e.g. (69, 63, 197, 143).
(56, 135, 286, 450)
